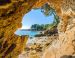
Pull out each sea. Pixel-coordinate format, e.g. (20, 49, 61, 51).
(15, 29, 40, 37)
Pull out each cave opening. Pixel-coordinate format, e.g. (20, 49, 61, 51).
(14, 4, 60, 57)
(15, 3, 59, 38)
(18, 4, 60, 58)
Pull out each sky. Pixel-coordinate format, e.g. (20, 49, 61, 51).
(21, 9, 54, 29)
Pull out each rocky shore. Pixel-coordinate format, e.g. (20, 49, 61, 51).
(18, 34, 58, 58)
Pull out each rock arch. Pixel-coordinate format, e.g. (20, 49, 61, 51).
(0, 0, 75, 58)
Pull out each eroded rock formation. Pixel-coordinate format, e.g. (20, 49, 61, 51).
(0, 0, 75, 58)
(0, 0, 37, 58)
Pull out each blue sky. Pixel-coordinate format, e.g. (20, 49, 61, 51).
(21, 9, 54, 29)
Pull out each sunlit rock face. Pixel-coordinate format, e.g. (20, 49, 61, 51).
(0, 0, 37, 58)
(42, 0, 75, 58)
(0, 0, 75, 58)
(42, 18, 75, 58)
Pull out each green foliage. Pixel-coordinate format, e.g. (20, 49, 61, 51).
(31, 24, 56, 31)
(41, 3, 60, 30)
(41, 3, 55, 16)
(31, 24, 45, 31)
(33, 3, 60, 31)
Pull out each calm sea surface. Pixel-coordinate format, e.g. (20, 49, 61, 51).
(15, 29, 40, 37)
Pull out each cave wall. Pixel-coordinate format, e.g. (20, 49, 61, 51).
(41, 0, 75, 58)
(0, 0, 75, 58)
(0, 0, 38, 58)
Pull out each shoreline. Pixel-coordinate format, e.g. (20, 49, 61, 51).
(20, 29, 45, 31)
(18, 34, 58, 58)
(26, 36, 49, 44)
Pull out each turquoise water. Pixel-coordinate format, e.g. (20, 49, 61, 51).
(15, 29, 40, 37)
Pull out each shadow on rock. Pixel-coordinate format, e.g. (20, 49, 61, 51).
(60, 55, 75, 58)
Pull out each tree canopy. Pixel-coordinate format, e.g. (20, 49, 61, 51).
(41, 3, 60, 30)
(33, 3, 60, 31)
(31, 24, 54, 31)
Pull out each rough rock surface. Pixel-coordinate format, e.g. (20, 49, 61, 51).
(0, 0, 37, 58)
(19, 34, 58, 58)
(42, 18, 75, 58)
(0, 0, 75, 58)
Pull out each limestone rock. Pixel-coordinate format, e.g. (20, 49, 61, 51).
(0, 0, 75, 58)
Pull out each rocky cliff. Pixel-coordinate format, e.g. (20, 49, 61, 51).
(0, 0, 36, 58)
(0, 0, 75, 58)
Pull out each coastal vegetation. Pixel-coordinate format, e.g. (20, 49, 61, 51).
(30, 3, 60, 37)
(31, 24, 52, 31)
(41, 3, 59, 28)
(18, 3, 59, 37)
(33, 3, 59, 31)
